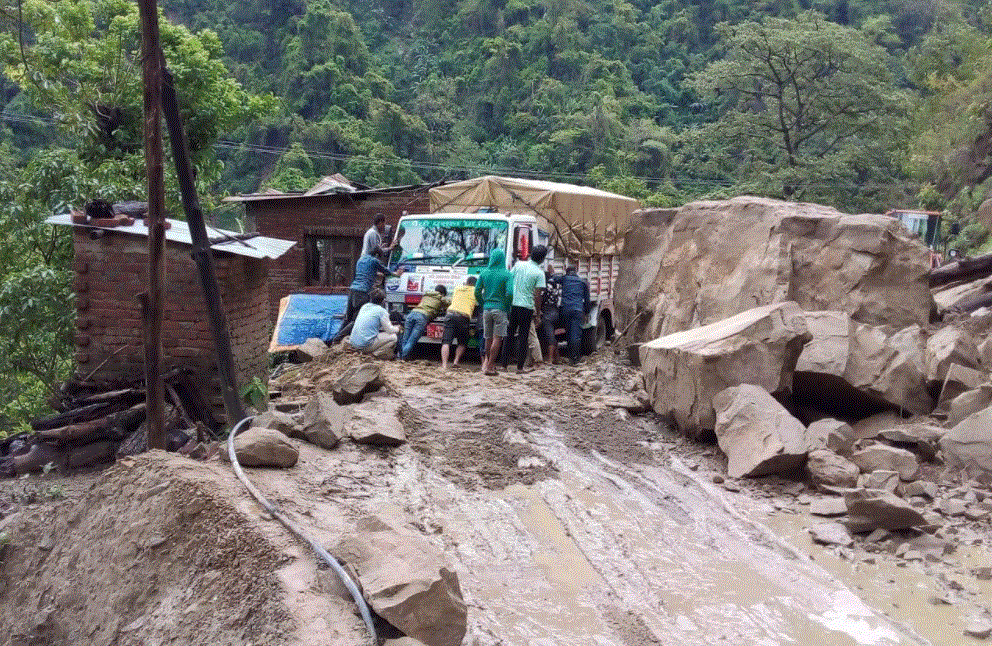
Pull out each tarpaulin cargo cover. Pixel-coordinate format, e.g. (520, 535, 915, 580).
(428, 175, 640, 256)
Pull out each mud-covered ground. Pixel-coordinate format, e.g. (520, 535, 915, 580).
(1, 346, 990, 645)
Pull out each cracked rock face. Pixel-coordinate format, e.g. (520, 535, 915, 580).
(617, 197, 933, 344)
(640, 301, 810, 436)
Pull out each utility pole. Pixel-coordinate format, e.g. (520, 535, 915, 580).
(160, 64, 246, 426)
(138, 0, 166, 450)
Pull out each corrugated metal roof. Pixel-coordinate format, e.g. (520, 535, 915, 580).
(222, 181, 439, 203)
(46, 213, 296, 259)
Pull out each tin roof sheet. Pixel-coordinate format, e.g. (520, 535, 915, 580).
(46, 214, 296, 259)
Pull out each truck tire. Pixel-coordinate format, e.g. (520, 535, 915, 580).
(582, 312, 611, 355)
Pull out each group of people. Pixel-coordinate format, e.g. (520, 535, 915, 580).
(332, 215, 593, 373)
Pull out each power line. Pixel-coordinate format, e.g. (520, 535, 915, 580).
(1, 110, 922, 190)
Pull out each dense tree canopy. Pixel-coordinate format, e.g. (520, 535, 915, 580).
(688, 12, 910, 210)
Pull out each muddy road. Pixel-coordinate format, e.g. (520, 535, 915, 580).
(4, 349, 975, 645)
(270, 351, 933, 646)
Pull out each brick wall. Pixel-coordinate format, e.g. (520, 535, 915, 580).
(72, 230, 271, 423)
(250, 187, 431, 321)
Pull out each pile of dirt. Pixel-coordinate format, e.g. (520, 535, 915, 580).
(0, 453, 295, 646)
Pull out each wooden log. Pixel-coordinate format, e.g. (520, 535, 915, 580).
(35, 403, 146, 445)
(930, 253, 992, 287)
(947, 287, 992, 315)
(31, 401, 123, 431)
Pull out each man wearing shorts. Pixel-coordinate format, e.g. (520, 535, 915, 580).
(474, 248, 513, 376)
(441, 276, 477, 369)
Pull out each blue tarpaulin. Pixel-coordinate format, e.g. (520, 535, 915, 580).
(273, 294, 348, 348)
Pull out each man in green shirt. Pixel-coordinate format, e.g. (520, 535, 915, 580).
(474, 248, 513, 376)
(505, 245, 547, 373)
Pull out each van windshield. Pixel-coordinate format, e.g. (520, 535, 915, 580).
(392, 218, 508, 266)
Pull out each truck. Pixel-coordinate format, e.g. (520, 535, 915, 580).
(384, 175, 640, 353)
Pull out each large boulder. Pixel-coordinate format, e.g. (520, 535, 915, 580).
(712, 384, 807, 478)
(616, 198, 933, 343)
(794, 316, 932, 417)
(640, 301, 810, 436)
(940, 405, 992, 479)
(337, 515, 467, 646)
(300, 392, 348, 449)
(228, 427, 298, 468)
(925, 327, 980, 385)
(333, 363, 384, 404)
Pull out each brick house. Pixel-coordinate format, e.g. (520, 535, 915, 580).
(226, 182, 436, 320)
(47, 214, 294, 422)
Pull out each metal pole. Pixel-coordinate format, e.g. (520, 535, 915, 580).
(159, 64, 246, 426)
(138, 0, 166, 450)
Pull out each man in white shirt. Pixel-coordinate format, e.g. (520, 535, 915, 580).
(346, 289, 399, 358)
(362, 214, 387, 257)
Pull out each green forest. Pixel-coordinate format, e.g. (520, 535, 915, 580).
(1, 0, 992, 429)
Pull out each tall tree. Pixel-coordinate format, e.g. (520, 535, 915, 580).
(688, 11, 909, 210)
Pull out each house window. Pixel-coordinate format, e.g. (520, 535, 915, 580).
(304, 235, 360, 286)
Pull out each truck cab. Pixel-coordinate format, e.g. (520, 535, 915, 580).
(384, 212, 540, 343)
(385, 210, 615, 352)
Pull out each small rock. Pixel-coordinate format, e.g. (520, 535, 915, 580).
(300, 392, 348, 449)
(807, 449, 860, 489)
(810, 497, 847, 516)
(964, 620, 992, 640)
(332, 363, 384, 405)
(865, 528, 891, 542)
(809, 522, 854, 547)
(971, 566, 992, 581)
(895, 543, 910, 557)
(964, 508, 989, 521)
(711, 474, 725, 484)
(903, 549, 923, 561)
(295, 337, 328, 362)
(849, 446, 920, 481)
(722, 481, 741, 492)
(348, 398, 407, 447)
(900, 480, 938, 499)
(862, 470, 900, 493)
(225, 427, 299, 468)
(805, 419, 857, 456)
(254, 410, 299, 437)
(939, 498, 968, 517)
(844, 489, 930, 532)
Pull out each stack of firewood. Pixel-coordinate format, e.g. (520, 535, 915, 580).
(1, 369, 220, 477)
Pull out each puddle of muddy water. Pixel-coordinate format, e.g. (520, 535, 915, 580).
(763, 511, 992, 646)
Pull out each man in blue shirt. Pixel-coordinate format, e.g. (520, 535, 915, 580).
(342, 247, 403, 332)
(348, 289, 400, 358)
(560, 263, 591, 365)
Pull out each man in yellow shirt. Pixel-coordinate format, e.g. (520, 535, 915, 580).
(442, 276, 478, 369)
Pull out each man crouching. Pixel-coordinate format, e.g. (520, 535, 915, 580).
(346, 289, 399, 359)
